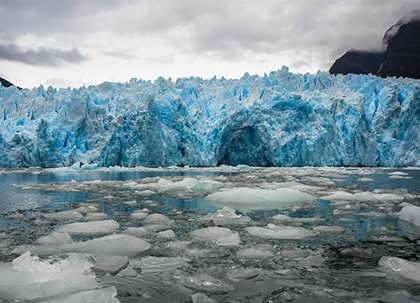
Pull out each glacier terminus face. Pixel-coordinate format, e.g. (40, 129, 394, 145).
(0, 67, 419, 168)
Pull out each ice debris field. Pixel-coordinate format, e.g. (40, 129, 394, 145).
(0, 67, 419, 168)
(0, 166, 420, 302)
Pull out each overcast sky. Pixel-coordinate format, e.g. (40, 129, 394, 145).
(0, 0, 419, 88)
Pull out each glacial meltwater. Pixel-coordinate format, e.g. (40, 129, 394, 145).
(0, 166, 420, 303)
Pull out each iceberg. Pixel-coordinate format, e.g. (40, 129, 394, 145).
(29, 234, 151, 257)
(181, 274, 234, 294)
(398, 204, 420, 227)
(200, 207, 252, 226)
(245, 223, 317, 240)
(206, 187, 314, 212)
(0, 252, 97, 300)
(41, 287, 121, 303)
(0, 68, 419, 168)
(55, 219, 120, 236)
(379, 256, 420, 284)
(190, 226, 240, 247)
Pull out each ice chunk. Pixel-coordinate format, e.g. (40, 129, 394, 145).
(313, 225, 345, 233)
(124, 226, 154, 238)
(206, 187, 314, 212)
(388, 171, 409, 176)
(123, 200, 137, 206)
(143, 213, 174, 226)
(398, 204, 420, 227)
(236, 244, 274, 259)
(130, 211, 149, 220)
(0, 239, 11, 248)
(190, 227, 240, 247)
(389, 175, 412, 179)
(200, 207, 251, 226)
(245, 224, 317, 240)
(370, 290, 420, 303)
(157, 178, 222, 196)
(192, 293, 216, 303)
(156, 230, 176, 240)
(56, 219, 119, 235)
(93, 255, 129, 274)
(379, 256, 420, 284)
(134, 256, 188, 274)
(358, 177, 373, 182)
(77, 204, 98, 214)
(86, 213, 108, 221)
(144, 224, 171, 232)
(272, 214, 325, 225)
(226, 268, 259, 281)
(41, 287, 121, 303)
(42, 209, 83, 221)
(36, 231, 73, 245)
(0, 252, 96, 300)
(181, 274, 233, 293)
(322, 191, 404, 202)
(31, 234, 151, 257)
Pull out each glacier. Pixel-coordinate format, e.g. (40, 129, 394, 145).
(0, 67, 419, 168)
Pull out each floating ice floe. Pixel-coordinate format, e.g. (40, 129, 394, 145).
(245, 224, 317, 240)
(42, 209, 83, 221)
(30, 234, 151, 257)
(192, 293, 216, 303)
(388, 171, 409, 176)
(226, 268, 259, 281)
(0, 252, 96, 300)
(200, 207, 251, 226)
(55, 220, 120, 236)
(181, 274, 234, 294)
(36, 231, 73, 245)
(143, 213, 174, 226)
(93, 255, 129, 275)
(368, 290, 420, 303)
(136, 189, 155, 196)
(389, 175, 412, 179)
(190, 226, 240, 247)
(358, 177, 374, 182)
(272, 214, 325, 225)
(124, 226, 155, 238)
(236, 244, 274, 259)
(313, 225, 345, 233)
(379, 256, 420, 284)
(322, 191, 404, 202)
(398, 204, 420, 227)
(155, 178, 222, 196)
(123, 200, 138, 206)
(156, 230, 176, 240)
(133, 256, 188, 274)
(130, 210, 149, 220)
(206, 187, 314, 212)
(41, 287, 121, 303)
(86, 213, 108, 221)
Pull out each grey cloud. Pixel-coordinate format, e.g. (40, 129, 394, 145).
(103, 0, 420, 67)
(0, 43, 88, 66)
(0, 0, 419, 71)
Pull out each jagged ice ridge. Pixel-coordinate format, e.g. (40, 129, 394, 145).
(0, 67, 419, 168)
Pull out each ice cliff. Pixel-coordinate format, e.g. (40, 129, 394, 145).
(0, 67, 419, 168)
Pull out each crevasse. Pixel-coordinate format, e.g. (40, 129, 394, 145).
(0, 67, 419, 168)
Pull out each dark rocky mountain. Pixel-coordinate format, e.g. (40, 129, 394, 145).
(330, 18, 420, 79)
(377, 20, 420, 79)
(329, 51, 384, 75)
(0, 76, 19, 88)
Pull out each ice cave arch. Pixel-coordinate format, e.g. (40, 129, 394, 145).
(217, 125, 273, 166)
